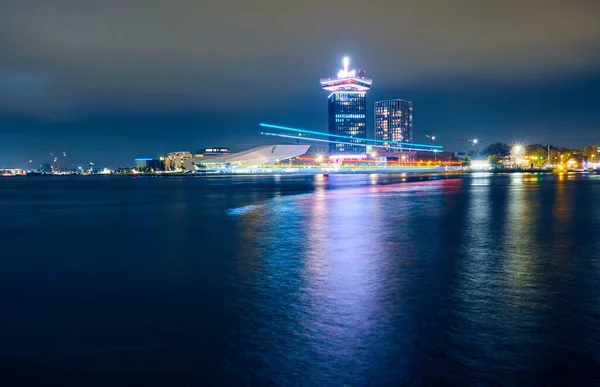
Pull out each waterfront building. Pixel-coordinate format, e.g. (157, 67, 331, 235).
(134, 158, 163, 171)
(320, 57, 372, 154)
(165, 151, 192, 171)
(374, 99, 413, 147)
(382, 151, 417, 163)
(416, 151, 455, 162)
(183, 145, 310, 170)
(135, 158, 150, 170)
(0, 169, 25, 176)
(157, 156, 166, 170)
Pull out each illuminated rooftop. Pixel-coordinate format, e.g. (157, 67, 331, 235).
(320, 57, 372, 92)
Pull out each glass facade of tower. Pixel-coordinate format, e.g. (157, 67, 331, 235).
(321, 57, 372, 155)
(328, 93, 367, 154)
(374, 99, 413, 148)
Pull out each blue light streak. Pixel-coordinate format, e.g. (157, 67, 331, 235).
(260, 132, 438, 152)
(259, 123, 443, 150)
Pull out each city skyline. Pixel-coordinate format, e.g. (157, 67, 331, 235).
(1, 1, 600, 167)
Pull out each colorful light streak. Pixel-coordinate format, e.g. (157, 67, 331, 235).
(261, 132, 383, 149)
(260, 123, 443, 150)
(260, 132, 445, 153)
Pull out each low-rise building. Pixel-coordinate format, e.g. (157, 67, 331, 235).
(184, 145, 310, 170)
(134, 158, 164, 171)
(382, 151, 417, 163)
(165, 151, 192, 171)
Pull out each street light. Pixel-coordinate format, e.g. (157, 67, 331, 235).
(511, 144, 524, 168)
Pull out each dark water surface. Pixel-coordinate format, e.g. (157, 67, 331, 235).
(1, 173, 600, 385)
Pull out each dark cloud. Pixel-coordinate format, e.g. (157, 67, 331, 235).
(1, 0, 600, 114)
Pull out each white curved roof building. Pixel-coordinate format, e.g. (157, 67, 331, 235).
(186, 144, 310, 167)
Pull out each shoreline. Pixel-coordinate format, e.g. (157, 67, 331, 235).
(9, 168, 596, 179)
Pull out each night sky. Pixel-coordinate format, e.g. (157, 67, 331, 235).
(1, 0, 600, 168)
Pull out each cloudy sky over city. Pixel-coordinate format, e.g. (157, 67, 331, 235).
(1, 0, 600, 167)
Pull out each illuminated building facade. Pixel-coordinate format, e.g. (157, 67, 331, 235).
(382, 151, 417, 163)
(375, 99, 413, 148)
(165, 151, 192, 171)
(320, 57, 372, 154)
(183, 145, 310, 169)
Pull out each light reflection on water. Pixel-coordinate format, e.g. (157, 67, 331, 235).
(226, 174, 600, 385)
(1, 174, 600, 385)
(228, 178, 459, 384)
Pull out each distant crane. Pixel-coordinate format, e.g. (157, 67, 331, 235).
(458, 137, 480, 152)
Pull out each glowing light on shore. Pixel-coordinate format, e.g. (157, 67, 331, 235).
(329, 154, 366, 160)
(511, 143, 525, 165)
(512, 144, 523, 155)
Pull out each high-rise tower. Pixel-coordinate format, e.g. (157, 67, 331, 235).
(374, 99, 413, 148)
(320, 57, 372, 154)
